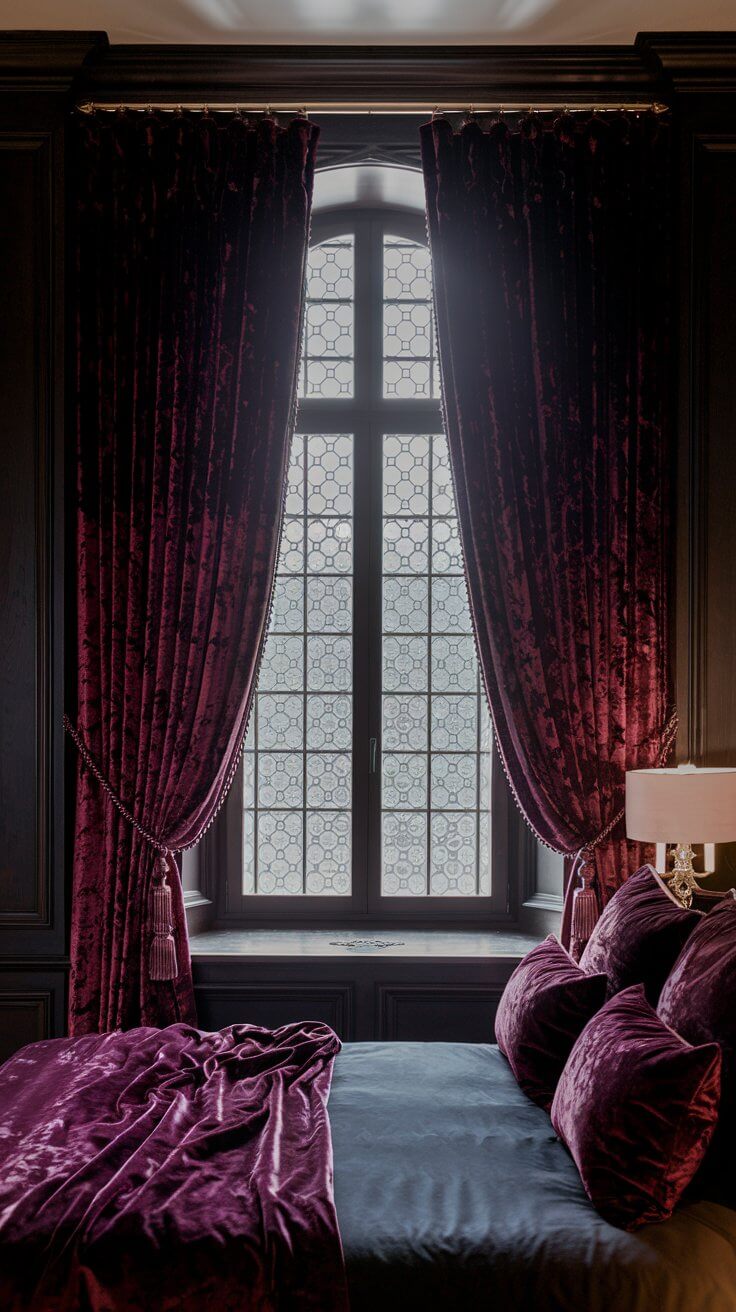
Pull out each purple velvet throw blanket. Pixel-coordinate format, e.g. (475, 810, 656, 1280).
(0, 1022, 348, 1311)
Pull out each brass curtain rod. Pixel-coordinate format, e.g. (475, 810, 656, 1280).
(76, 100, 669, 116)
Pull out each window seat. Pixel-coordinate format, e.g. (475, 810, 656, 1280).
(189, 927, 541, 1043)
(189, 926, 541, 961)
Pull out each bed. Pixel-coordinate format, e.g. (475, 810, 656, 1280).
(1, 1028, 735, 1311)
(331, 1042, 736, 1312)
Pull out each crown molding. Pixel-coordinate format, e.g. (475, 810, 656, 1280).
(0, 31, 107, 91)
(77, 42, 664, 106)
(638, 33, 736, 93)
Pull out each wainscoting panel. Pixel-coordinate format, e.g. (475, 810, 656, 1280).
(0, 967, 67, 1064)
(0, 132, 56, 938)
(192, 947, 522, 1042)
(377, 983, 504, 1042)
(196, 982, 356, 1038)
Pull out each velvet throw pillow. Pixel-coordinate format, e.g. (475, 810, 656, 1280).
(580, 865, 700, 1003)
(495, 935, 607, 1110)
(658, 890, 736, 1204)
(551, 985, 722, 1230)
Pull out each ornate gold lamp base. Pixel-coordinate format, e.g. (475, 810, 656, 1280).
(666, 844, 707, 909)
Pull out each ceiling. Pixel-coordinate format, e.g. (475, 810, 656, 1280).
(1, 0, 734, 45)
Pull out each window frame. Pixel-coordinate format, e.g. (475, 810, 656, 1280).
(212, 205, 528, 928)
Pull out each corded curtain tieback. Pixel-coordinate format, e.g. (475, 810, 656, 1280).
(568, 708, 680, 959)
(63, 715, 179, 982)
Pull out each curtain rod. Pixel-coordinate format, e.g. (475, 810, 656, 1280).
(76, 100, 669, 116)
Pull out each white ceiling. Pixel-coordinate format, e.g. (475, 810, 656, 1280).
(1, 0, 734, 45)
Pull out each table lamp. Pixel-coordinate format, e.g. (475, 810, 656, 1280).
(625, 764, 736, 907)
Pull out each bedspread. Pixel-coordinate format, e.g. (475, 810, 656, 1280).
(0, 1021, 348, 1311)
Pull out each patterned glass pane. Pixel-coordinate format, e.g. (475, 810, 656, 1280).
(243, 433, 353, 896)
(383, 237, 432, 299)
(429, 813, 477, 896)
(306, 812, 351, 895)
(278, 518, 303, 573)
(242, 809, 256, 893)
(243, 755, 255, 809)
(300, 237, 354, 399)
(306, 518, 352, 573)
(383, 236, 440, 399)
(258, 753, 303, 808)
(383, 434, 429, 515)
(431, 635, 476, 693)
(383, 753, 428, 809)
(430, 753, 477, 809)
(258, 695, 303, 751)
(270, 576, 303, 633)
(431, 696, 478, 752)
(382, 812, 427, 895)
(383, 636, 428, 693)
(383, 518, 429, 574)
(307, 576, 352, 632)
(257, 812, 303, 896)
(307, 433, 353, 516)
(259, 634, 303, 692)
(381, 432, 491, 897)
(383, 695, 428, 751)
(431, 576, 473, 634)
(306, 636, 352, 692)
(383, 577, 428, 633)
(306, 753, 352, 809)
(306, 694, 352, 751)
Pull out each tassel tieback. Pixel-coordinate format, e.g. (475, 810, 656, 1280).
(62, 715, 181, 985)
(149, 853, 179, 982)
(570, 849, 599, 962)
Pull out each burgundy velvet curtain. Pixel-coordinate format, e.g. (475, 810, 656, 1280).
(70, 112, 317, 1033)
(421, 113, 674, 950)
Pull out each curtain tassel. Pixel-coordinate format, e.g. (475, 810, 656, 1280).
(570, 849, 599, 962)
(149, 854, 179, 982)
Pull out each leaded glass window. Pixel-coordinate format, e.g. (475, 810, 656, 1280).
(381, 433, 492, 896)
(231, 208, 506, 919)
(244, 433, 354, 896)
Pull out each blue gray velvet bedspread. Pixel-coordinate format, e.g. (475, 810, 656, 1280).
(330, 1042, 736, 1312)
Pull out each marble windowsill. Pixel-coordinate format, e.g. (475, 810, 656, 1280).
(189, 926, 541, 960)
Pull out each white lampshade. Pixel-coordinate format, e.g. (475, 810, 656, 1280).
(626, 765, 736, 844)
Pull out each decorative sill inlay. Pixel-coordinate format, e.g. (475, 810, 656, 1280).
(329, 938, 406, 951)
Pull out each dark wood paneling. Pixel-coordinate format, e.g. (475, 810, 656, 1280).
(195, 983, 355, 1038)
(644, 33, 736, 888)
(377, 983, 504, 1042)
(0, 966, 67, 1063)
(691, 135, 736, 884)
(0, 35, 104, 1043)
(0, 997, 48, 1061)
(697, 140, 736, 768)
(193, 953, 521, 1041)
(0, 134, 51, 927)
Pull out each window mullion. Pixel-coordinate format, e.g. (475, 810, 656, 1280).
(365, 217, 388, 913)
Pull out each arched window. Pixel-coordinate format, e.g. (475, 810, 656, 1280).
(221, 172, 514, 923)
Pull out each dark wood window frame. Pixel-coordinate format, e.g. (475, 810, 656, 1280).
(210, 203, 533, 929)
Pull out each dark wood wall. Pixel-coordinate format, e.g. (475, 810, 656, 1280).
(0, 33, 104, 1060)
(650, 36, 736, 885)
(1, 32, 736, 1057)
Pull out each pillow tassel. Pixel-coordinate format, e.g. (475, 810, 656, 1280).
(570, 854, 599, 961)
(149, 854, 179, 982)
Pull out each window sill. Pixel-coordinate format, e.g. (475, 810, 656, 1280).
(189, 925, 542, 962)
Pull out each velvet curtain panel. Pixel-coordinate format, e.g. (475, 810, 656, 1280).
(70, 113, 317, 1033)
(421, 114, 674, 950)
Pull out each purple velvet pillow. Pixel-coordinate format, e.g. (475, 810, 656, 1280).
(658, 890, 736, 1204)
(551, 984, 722, 1230)
(580, 865, 700, 1003)
(495, 934, 607, 1110)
